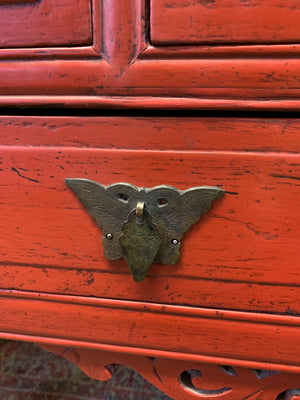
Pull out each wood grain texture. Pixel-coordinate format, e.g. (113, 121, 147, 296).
(0, 0, 92, 48)
(0, 117, 299, 313)
(0, 56, 300, 99)
(0, 116, 299, 152)
(2, 290, 300, 373)
(151, 0, 300, 45)
(0, 0, 299, 109)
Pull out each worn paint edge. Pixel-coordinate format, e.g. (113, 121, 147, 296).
(1, 289, 300, 326)
(1, 96, 300, 110)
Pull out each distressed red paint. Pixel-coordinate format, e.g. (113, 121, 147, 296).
(0, 1, 299, 399)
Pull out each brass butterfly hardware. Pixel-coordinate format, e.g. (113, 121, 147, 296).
(65, 179, 224, 282)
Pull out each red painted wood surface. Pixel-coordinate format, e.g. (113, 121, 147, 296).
(2, 290, 300, 373)
(0, 1, 299, 396)
(0, 0, 92, 48)
(41, 345, 300, 400)
(0, 0, 38, 4)
(0, 116, 299, 314)
(0, 0, 299, 109)
(151, 0, 300, 45)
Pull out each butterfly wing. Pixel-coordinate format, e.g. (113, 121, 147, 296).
(65, 178, 138, 260)
(172, 186, 224, 234)
(147, 186, 224, 265)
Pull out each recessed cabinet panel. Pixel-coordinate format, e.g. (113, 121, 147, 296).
(0, 0, 92, 48)
(0, 1, 299, 107)
(150, 0, 300, 45)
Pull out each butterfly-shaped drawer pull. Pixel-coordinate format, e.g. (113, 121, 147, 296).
(65, 179, 224, 282)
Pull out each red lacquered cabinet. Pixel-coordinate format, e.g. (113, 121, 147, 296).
(0, 1, 300, 399)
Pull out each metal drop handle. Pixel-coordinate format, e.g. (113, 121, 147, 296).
(65, 179, 224, 282)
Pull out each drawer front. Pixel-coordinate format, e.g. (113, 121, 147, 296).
(150, 0, 300, 45)
(0, 116, 299, 314)
(0, 0, 92, 48)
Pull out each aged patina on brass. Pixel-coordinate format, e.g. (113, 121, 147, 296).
(65, 179, 224, 282)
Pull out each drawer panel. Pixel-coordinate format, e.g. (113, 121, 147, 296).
(0, 116, 299, 314)
(151, 0, 300, 45)
(0, 0, 92, 48)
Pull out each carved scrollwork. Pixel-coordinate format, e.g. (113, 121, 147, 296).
(277, 389, 300, 400)
(39, 345, 300, 400)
